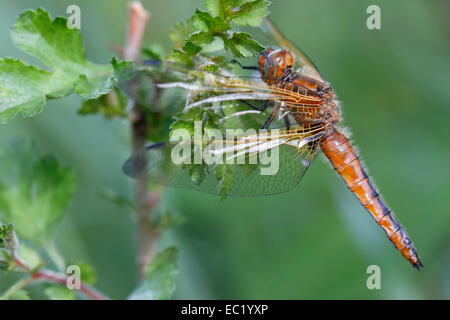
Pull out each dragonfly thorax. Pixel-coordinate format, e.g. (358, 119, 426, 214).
(320, 100, 341, 131)
(258, 48, 334, 102)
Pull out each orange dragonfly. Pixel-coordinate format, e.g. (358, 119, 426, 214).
(123, 19, 422, 270)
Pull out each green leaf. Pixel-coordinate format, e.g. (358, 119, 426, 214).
(78, 87, 127, 119)
(225, 32, 264, 57)
(76, 58, 130, 103)
(188, 31, 214, 47)
(9, 290, 30, 300)
(128, 246, 179, 300)
(0, 9, 115, 123)
(205, 0, 270, 26)
(17, 245, 42, 270)
(169, 17, 197, 49)
(231, 0, 271, 26)
(200, 36, 225, 53)
(193, 10, 230, 34)
(0, 142, 76, 243)
(169, 120, 195, 139)
(44, 286, 75, 300)
(142, 44, 165, 61)
(167, 49, 194, 67)
(182, 42, 202, 56)
(205, 0, 228, 18)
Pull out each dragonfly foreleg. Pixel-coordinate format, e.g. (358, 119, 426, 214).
(262, 103, 281, 129)
(284, 116, 291, 131)
(238, 99, 270, 112)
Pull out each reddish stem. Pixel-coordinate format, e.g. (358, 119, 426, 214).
(14, 258, 108, 300)
(124, 1, 150, 62)
(31, 269, 108, 300)
(124, 1, 160, 279)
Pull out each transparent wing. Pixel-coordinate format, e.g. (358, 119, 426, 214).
(117, 63, 324, 134)
(123, 126, 324, 197)
(157, 69, 324, 127)
(258, 18, 324, 82)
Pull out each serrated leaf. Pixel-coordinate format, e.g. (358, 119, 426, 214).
(0, 9, 116, 123)
(201, 36, 225, 53)
(73, 73, 114, 100)
(169, 120, 195, 139)
(193, 10, 230, 33)
(188, 31, 214, 46)
(78, 87, 127, 119)
(0, 141, 76, 243)
(76, 57, 130, 102)
(205, 0, 228, 18)
(0, 58, 69, 123)
(225, 32, 264, 57)
(44, 286, 75, 300)
(182, 42, 202, 56)
(128, 246, 179, 300)
(167, 49, 194, 67)
(169, 17, 197, 49)
(231, 0, 271, 26)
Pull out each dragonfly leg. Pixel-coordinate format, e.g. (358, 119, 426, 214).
(145, 141, 166, 150)
(262, 113, 275, 129)
(142, 59, 162, 66)
(284, 116, 291, 131)
(238, 99, 270, 112)
(262, 103, 281, 129)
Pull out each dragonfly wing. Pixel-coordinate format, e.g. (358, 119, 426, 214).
(123, 130, 322, 197)
(258, 18, 324, 82)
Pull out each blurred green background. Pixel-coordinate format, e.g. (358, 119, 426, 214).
(0, 0, 449, 299)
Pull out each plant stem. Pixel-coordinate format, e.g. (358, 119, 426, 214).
(32, 269, 108, 300)
(3, 257, 109, 300)
(124, 1, 161, 279)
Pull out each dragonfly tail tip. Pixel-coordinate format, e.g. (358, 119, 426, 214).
(412, 257, 424, 272)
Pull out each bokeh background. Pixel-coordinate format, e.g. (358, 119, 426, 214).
(0, 0, 449, 299)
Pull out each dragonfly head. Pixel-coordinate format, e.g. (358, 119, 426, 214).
(258, 48, 294, 84)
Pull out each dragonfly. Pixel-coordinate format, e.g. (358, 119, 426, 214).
(122, 18, 422, 270)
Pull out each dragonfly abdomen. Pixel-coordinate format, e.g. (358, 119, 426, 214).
(320, 130, 423, 270)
